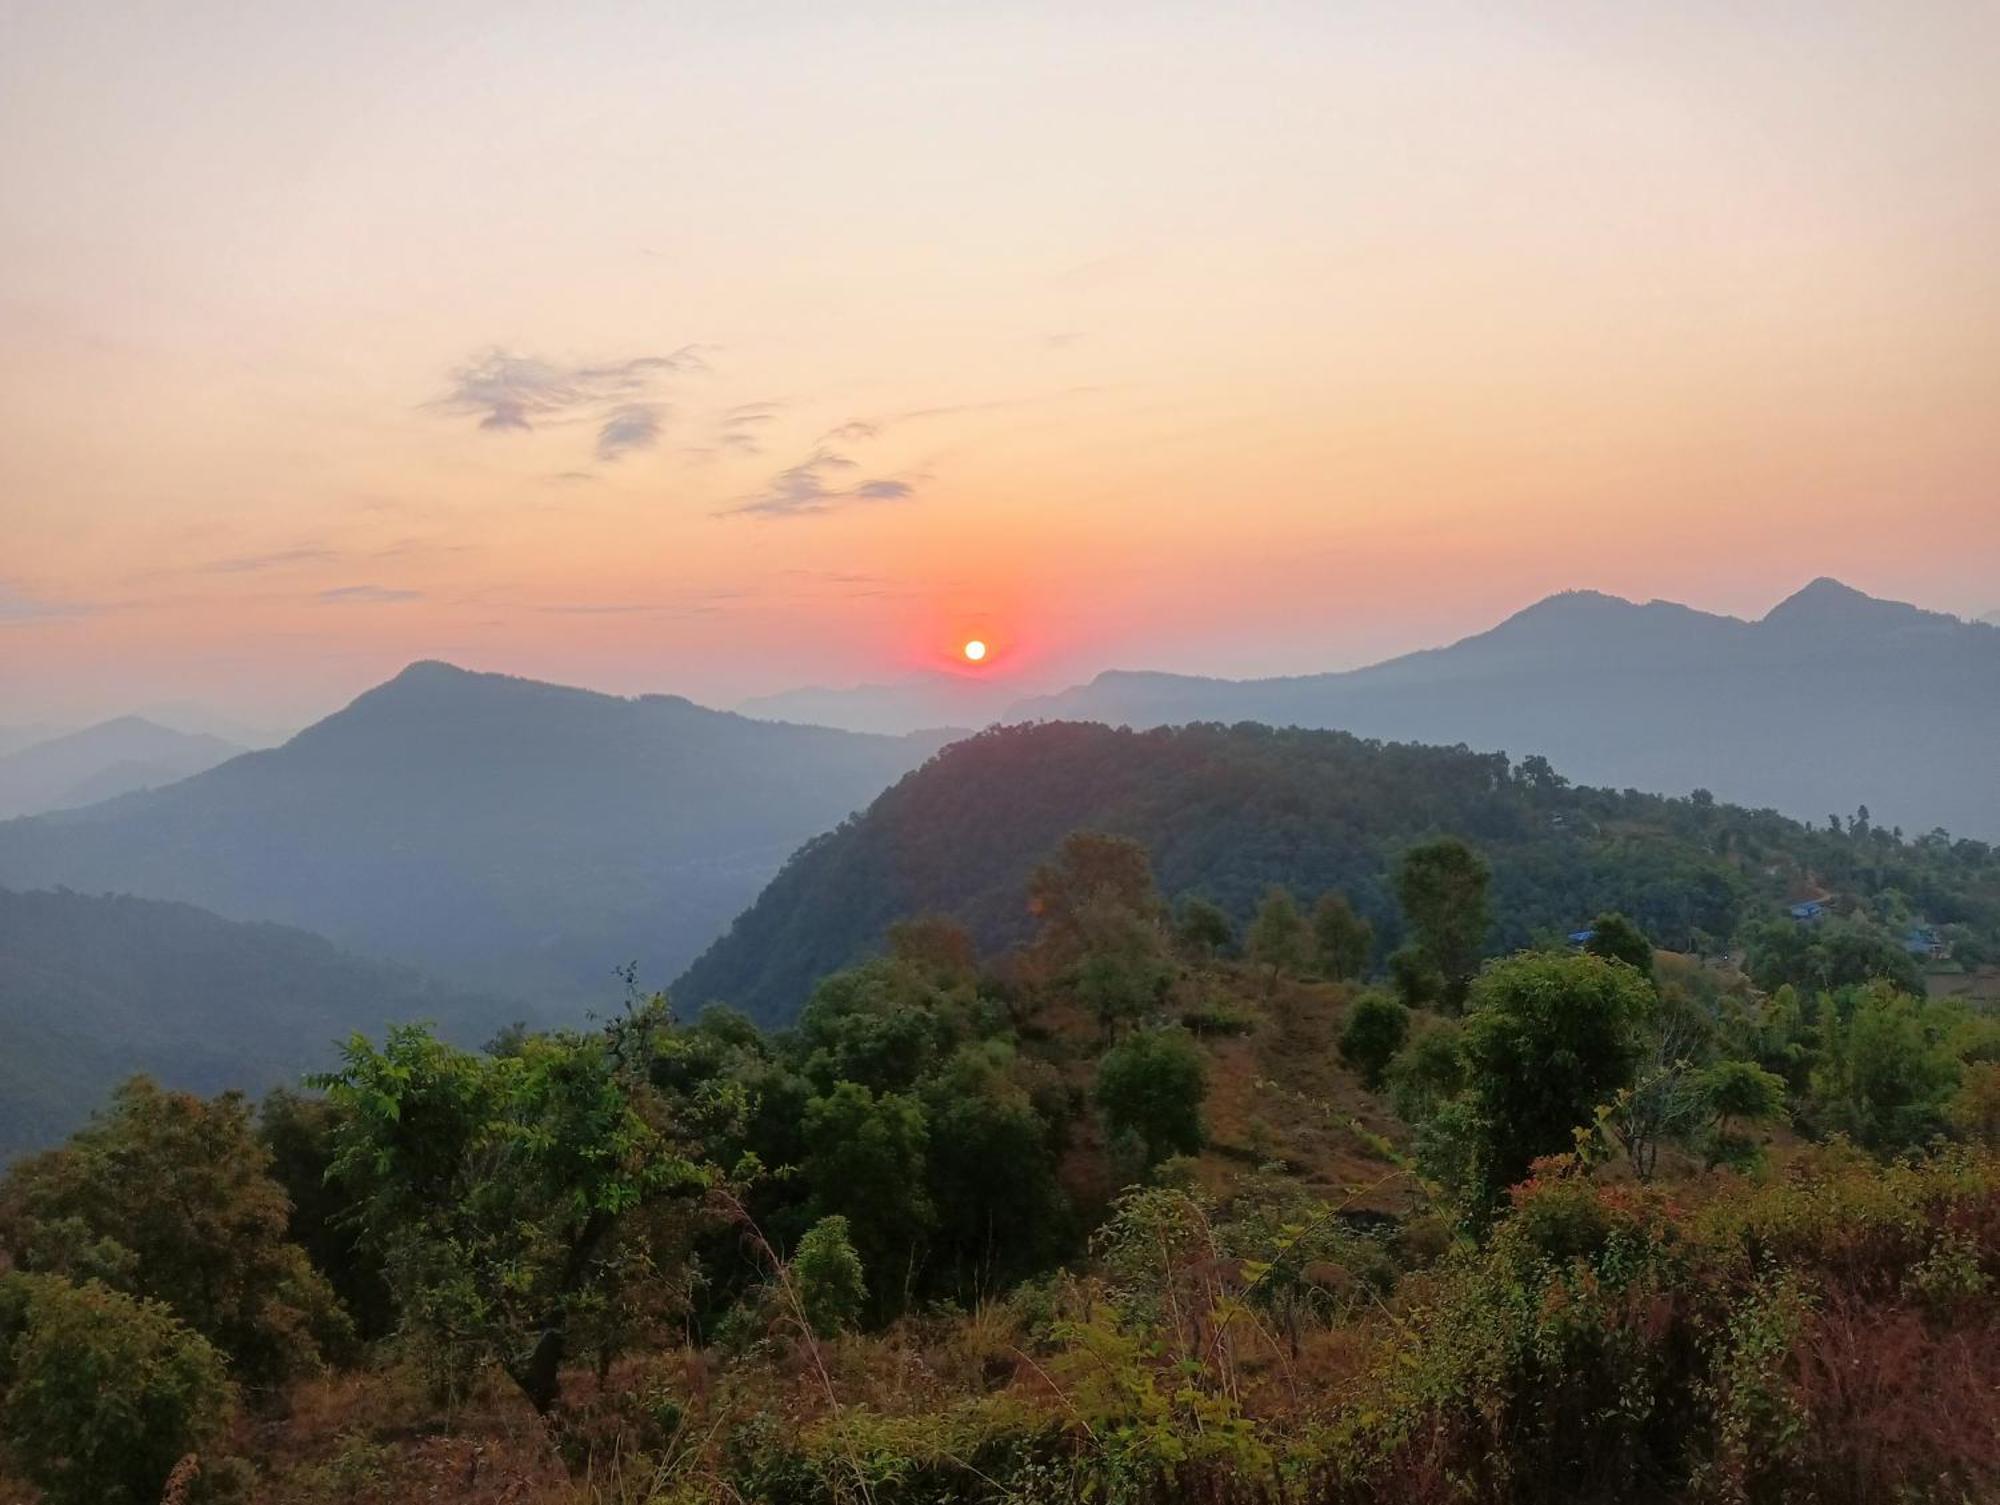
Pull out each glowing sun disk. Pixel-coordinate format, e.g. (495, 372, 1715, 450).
(962, 639, 987, 662)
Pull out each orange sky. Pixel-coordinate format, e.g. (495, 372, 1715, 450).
(3, 2, 1997, 726)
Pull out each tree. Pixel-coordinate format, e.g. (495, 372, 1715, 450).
(0, 1273, 233, 1505)
(789, 1216, 866, 1338)
(1028, 830, 1162, 962)
(1070, 897, 1175, 1039)
(800, 1081, 933, 1309)
(1312, 892, 1373, 980)
(1807, 985, 1962, 1150)
(317, 1007, 714, 1414)
(1338, 992, 1411, 1090)
(1173, 894, 1236, 961)
(1095, 1028, 1207, 1166)
(0, 1077, 347, 1387)
(922, 1042, 1067, 1293)
(1248, 886, 1311, 991)
(1459, 952, 1653, 1203)
(1583, 911, 1654, 978)
(1601, 1008, 1707, 1180)
(1388, 945, 1443, 1009)
(1395, 838, 1492, 1011)
(1387, 1017, 1466, 1123)
(259, 1088, 393, 1341)
(1742, 917, 1923, 997)
(795, 956, 973, 1093)
(1696, 1059, 1788, 1168)
(885, 914, 978, 986)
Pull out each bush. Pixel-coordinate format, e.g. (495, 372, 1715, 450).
(0, 1274, 234, 1505)
(1338, 991, 1411, 1090)
(791, 1215, 867, 1337)
(1095, 1028, 1206, 1166)
(1459, 952, 1653, 1203)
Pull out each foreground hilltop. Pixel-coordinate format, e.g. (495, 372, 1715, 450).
(1006, 578, 2000, 840)
(676, 718, 2000, 1023)
(0, 663, 950, 1000)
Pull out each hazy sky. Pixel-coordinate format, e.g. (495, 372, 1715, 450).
(3, 1, 1997, 726)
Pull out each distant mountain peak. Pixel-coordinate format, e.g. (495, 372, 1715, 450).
(1764, 576, 1870, 616)
(388, 659, 473, 684)
(1760, 577, 1943, 633)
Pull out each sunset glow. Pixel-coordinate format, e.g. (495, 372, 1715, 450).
(2, 3, 1996, 728)
(962, 640, 988, 664)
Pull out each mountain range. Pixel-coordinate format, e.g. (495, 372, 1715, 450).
(0, 663, 950, 1002)
(0, 716, 244, 819)
(999, 579, 1998, 840)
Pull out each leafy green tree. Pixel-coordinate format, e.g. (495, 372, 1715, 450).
(258, 1088, 393, 1341)
(1338, 992, 1411, 1090)
(795, 956, 974, 1093)
(1070, 898, 1176, 1038)
(1173, 894, 1236, 961)
(316, 1007, 714, 1414)
(1583, 911, 1654, 978)
(800, 1081, 933, 1307)
(1696, 1059, 1788, 1167)
(1095, 1028, 1207, 1166)
(1387, 1017, 1466, 1123)
(1808, 985, 1963, 1150)
(1459, 952, 1653, 1202)
(1395, 837, 1492, 1011)
(1742, 916, 1923, 997)
(1312, 892, 1373, 980)
(0, 1077, 347, 1386)
(0, 1273, 233, 1505)
(1248, 886, 1311, 991)
(789, 1216, 866, 1338)
(922, 1041, 1067, 1292)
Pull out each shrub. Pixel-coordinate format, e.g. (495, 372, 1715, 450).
(1094, 1028, 1206, 1166)
(1338, 991, 1411, 1090)
(0, 1274, 234, 1505)
(791, 1215, 867, 1338)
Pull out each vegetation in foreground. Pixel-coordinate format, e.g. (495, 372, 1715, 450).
(2, 829, 1997, 1504)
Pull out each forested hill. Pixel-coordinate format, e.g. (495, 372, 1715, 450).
(0, 662, 951, 1001)
(0, 886, 516, 1159)
(675, 719, 2000, 1023)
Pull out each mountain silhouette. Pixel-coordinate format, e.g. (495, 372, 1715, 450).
(0, 663, 951, 1000)
(0, 716, 243, 819)
(1005, 580, 2000, 839)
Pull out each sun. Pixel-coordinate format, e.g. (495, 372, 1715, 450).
(961, 639, 988, 663)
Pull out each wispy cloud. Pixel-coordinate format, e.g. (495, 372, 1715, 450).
(718, 402, 781, 455)
(0, 584, 94, 622)
(426, 348, 708, 446)
(196, 546, 340, 575)
(317, 584, 423, 604)
(595, 403, 666, 461)
(724, 449, 916, 519)
(820, 419, 879, 443)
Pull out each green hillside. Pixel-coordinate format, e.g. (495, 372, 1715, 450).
(677, 720, 2000, 1022)
(0, 887, 519, 1159)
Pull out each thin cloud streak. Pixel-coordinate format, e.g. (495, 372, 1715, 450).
(722, 449, 916, 519)
(317, 584, 423, 604)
